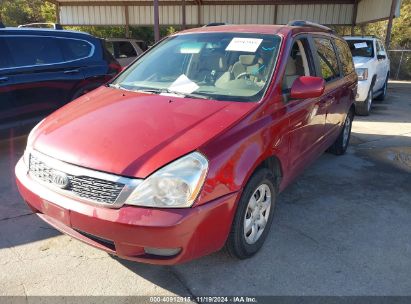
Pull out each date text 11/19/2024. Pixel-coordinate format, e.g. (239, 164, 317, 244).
(149, 296, 258, 303)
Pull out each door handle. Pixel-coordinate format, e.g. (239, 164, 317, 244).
(0, 76, 9, 82)
(64, 69, 80, 74)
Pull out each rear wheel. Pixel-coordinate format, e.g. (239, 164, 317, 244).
(355, 86, 373, 116)
(226, 168, 276, 259)
(328, 109, 354, 155)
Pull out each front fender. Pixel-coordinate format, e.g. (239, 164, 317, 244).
(195, 108, 288, 207)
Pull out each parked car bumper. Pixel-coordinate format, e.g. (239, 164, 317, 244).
(15, 158, 239, 265)
(355, 79, 371, 102)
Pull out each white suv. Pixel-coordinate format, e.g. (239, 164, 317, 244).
(344, 36, 390, 115)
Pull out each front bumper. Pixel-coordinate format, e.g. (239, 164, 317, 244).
(15, 158, 239, 265)
(355, 79, 371, 102)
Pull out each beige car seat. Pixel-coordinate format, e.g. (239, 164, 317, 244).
(283, 58, 299, 90)
(231, 55, 260, 78)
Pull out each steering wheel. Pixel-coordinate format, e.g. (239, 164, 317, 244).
(235, 72, 253, 79)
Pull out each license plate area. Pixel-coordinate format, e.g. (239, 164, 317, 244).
(41, 199, 70, 227)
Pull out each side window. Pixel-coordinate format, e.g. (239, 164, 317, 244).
(376, 40, 386, 54)
(136, 41, 148, 51)
(118, 41, 137, 58)
(379, 41, 386, 53)
(60, 38, 93, 61)
(0, 39, 12, 69)
(5, 36, 64, 67)
(282, 38, 313, 94)
(376, 40, 382, 54)
(314, 37, 340, 82)
(335, 39, 355, 76)
(105, 41, 116, 58)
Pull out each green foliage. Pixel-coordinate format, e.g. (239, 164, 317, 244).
(0, 0, 55, 26)
(332, 0, 411, 49)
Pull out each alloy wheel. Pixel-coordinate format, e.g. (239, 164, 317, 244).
(343, 114, 351, 148)
(243, 184, 272, 245)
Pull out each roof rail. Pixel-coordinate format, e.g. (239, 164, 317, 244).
(343, 35, 381, 40)
(18, 23, 63, 30)
(203, 22, 227, 27)
(0, 21, 5, 28)
(287, 20, 334, 32)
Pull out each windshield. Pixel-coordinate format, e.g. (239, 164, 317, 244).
(112, 33, 281, 102)
(346, 40, 374, 58)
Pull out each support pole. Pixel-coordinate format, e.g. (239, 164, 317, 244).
(125, 5, 130, 38)
(351, 0, 359, 36)
(56, 3, 60, 24)
(197, 3, 201, 26)
(153, 0, 160, 42)
(385, 0, 397, 49)
(182, 0, 186, 30)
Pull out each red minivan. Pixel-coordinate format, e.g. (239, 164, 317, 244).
(15, 21, 357, 265)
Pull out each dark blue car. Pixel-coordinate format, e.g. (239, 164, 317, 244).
(0, 25, 121, 128)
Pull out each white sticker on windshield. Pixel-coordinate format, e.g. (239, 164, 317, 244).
(354, 42, 368, 49)
(226, 38, 263, 53)
(168, 74, 199, 94)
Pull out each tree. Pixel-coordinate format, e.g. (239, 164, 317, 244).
(0, 0, 55, 26)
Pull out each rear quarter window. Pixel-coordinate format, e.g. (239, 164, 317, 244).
(4, 36, 64, 67)
(335, 39, 355, 76)
(60, 38, 93, 61)
(313, 37, 341, 82)
(117, 41, 137, 58)
(0, 39, 12, 69)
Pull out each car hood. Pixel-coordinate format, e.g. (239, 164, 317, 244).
(353, 56, 373, 68)
(31, 86, 256, 178)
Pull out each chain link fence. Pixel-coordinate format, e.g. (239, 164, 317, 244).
(388, 50, 411, 81)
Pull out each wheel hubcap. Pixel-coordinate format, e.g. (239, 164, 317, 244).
(244, 184, 272, 245)
(343, 115, 351, 148)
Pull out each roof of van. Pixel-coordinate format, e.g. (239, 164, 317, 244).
(177, 24, 334, 36)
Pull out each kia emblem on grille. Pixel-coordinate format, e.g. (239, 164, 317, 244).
(50, 170, 70, 189)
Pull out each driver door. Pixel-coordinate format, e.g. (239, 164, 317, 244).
(284, 37, 327, 177)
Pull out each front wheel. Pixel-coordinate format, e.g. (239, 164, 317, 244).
(356, 86, 373, 116)
(375, 77, 388, 101)
(328, 110, 354, 155)
(226, 168, 276, 259)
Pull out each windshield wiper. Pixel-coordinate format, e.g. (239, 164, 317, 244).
(137, 88, 211, 100)
(107, 83, 123, 89)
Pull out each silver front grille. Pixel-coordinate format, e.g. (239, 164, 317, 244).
(29, 154, 125, 205)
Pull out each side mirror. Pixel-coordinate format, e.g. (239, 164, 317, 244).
(377, 54, 386, 60)
(290, 76, 325, 99)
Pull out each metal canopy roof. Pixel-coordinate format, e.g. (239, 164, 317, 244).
(50, 0, 401, 26)
(47, 0, 401, 45)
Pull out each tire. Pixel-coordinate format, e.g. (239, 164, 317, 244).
(375, 77, 388, 101)
(226, 168, 277, 259)
(355, 85, 373, 116)
(328, 109, 354, 155)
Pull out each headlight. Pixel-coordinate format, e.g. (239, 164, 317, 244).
(24, 119, 45, 166)
(125, 152, 208, 208)
(355, 68, 368, 81)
